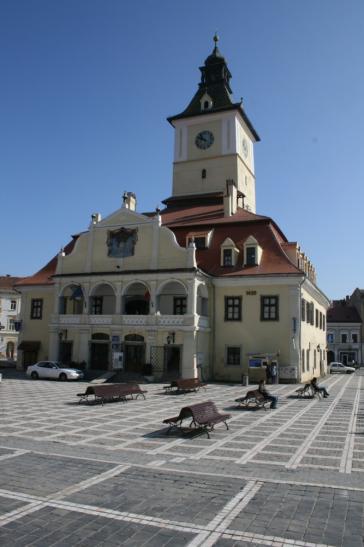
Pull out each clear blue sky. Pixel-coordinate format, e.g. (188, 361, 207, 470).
(1, 0, 363, 299)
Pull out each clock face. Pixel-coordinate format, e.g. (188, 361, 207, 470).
(195, 130, 214, 150)
(242, 138, 249, 158)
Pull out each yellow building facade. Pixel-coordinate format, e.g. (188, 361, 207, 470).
(16, 38, 329, 382)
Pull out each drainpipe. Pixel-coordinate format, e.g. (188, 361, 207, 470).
(297, 276, 305, 382)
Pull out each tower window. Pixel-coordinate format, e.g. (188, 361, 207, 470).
(204, 101, 209, 110)
(202, 169, 206, 179)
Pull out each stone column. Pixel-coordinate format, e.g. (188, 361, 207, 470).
(49, 329, 60, 361)
(187, 279, 197, 317)
(115, 282, 123, 315)
(181, 331, 197, 378)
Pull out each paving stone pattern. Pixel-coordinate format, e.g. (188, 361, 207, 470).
(0, 370, 363, 545)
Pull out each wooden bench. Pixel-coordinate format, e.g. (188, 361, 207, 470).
(163, 378, 207, 393)
(77, 383, 147, 405)
(163, 401, 230, 438)
(235, 389, 271, 410)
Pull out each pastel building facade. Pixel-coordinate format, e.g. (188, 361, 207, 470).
(16, 39, 330, 382)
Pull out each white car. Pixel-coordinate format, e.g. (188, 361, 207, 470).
(329, 362, 355, 374)
(26, 361, 84, 381)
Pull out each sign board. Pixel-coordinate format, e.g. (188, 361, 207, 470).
(249, 358, 262, 368)
(112, 351, 124, 370)
(279, 365, 298, 380)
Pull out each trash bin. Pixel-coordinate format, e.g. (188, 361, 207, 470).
(241, 374, 248, 386)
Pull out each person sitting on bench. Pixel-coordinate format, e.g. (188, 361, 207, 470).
(310, 377, 329, 398)
(258, 379, 278, 409)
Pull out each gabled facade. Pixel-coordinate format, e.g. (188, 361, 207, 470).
(16, 38, 330, 382)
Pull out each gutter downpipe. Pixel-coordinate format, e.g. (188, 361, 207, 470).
(297, 275, 306, 382)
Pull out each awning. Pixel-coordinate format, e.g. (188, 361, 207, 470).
(18, 341, 41, 351)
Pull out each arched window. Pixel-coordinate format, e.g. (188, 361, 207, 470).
(125, 334, 144, 342)
(204, 101, 209, 110)
(202, 169, 206, 179)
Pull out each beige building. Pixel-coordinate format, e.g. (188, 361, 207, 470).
(0, 275, 22, 361)
(16, 38, 330, 382)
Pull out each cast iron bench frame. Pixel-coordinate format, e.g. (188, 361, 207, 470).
(163, 401, 231, 438)
(163, 378, 207, 393)
(235, 389, 271, 410)
(77, 383, 147, 405)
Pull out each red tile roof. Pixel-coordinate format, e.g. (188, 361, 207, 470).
(161, 204, 302, 277)
(0, 275, 24, 290)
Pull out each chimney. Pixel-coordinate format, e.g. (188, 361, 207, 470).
(122, 191, 137, 211)
(223, 179, 237, 216)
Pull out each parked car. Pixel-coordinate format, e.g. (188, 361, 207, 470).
(329, 362, 355, 374)
(26, 361, 84, 381)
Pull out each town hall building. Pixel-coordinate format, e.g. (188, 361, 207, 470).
(16, 37, 330, 383)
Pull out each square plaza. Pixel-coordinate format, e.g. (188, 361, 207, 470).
(0, 371, 363, 546)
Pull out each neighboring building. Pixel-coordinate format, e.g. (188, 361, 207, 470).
(0, 275, 22, 361)
(349, 288, 364, 364)
(327, 299, 362, 365)
(16, 37, 330, 382)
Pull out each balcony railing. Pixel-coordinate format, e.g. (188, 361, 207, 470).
(52, 313, 209, 329)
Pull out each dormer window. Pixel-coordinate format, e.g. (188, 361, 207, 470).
(243, 236, 262, 267)
(200, 92, 213, 111)
(246, 247, 256, 265)
(220, 237, 239, 267)
(187, 230, 213, 250)
(223, 249, 233, 266)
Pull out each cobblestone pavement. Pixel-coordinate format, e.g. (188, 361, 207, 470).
(0, 371, 363, 546)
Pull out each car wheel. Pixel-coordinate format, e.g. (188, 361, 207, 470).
(59, 373, 67, 381)
(31, 371, 39, 380)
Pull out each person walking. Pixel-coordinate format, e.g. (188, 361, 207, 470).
(258, 379, 278, 409)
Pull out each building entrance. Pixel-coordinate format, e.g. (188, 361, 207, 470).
(124, 334, 145, 374)
(90, 333, 110, 370)
(164, 345, 181, 379)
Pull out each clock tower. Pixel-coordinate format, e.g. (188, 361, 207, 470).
(168, 36, 260, 213)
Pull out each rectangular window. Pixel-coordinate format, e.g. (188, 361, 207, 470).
(306, 349, 310, 370)
(352, 333, 358, 343)
(224, 296, 242, 321)
(8, 319, 15, 331)
(341, 333, 348, 343)
(91, 297, 103, 315)
(301, 298, 306, 322)
(323, 315, 326, 330)
(306, 301, 310, 323)
(223, 249, 233, 266)
(174, 297, 187, 315)
(302, 349, 305, 372)
(188, 236, 206, 249)
(327, 333, 334, 343)
(261, 296, 279, 321)
(315, 309, 319, 328)
(30, 299, 43, 320)
(311, 303, 315, 325)
(10, 300, 16, 311)
(319, 312, 323, 330)
(246, 247, 256, 265)
(226, 346, 241, 366)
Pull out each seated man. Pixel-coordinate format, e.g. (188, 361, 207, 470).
(258, 379, 278, 409)
(311, 377, 329, 398)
